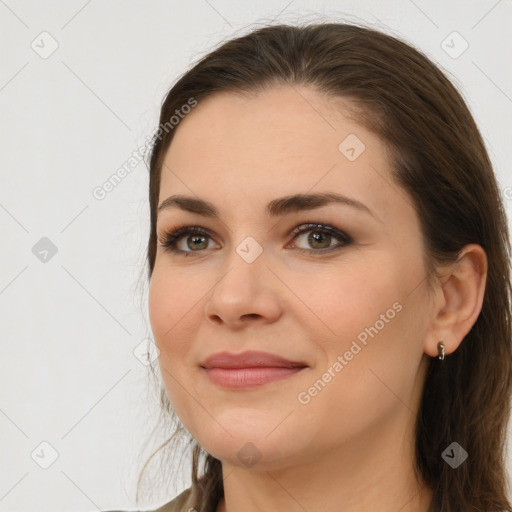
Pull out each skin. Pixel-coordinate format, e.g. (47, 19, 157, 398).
(148, 85, 487, 512)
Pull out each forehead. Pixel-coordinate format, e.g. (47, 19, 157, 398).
(165, 85, 369, 168)
(159, 86, 410, 223)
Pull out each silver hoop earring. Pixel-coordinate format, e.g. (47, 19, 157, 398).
(437, 341, 446, 360)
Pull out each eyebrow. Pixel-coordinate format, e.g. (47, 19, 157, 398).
(157, 192, 378, 220)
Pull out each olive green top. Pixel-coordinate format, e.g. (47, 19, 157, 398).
(146, 486, 197, 512)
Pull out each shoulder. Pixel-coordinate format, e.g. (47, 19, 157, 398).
(104, 485, 197, 512)
(146, 486, 196, 512)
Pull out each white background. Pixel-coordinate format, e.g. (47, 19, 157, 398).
(1, 1, 511, 511)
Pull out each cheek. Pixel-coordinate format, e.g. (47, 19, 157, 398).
(288, 261, 399, 345)
(148, 270, 201, 408)
(148, 269, 201, 426)
(290, 258, 413, 395)
(148, 272, 170, 344)
(148, 268, 195, 358)
(292, 258, 423, 409)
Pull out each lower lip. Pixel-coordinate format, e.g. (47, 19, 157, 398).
(202, 366, 307, 389)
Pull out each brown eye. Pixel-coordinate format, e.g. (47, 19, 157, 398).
(288, 223, 352, 254)
(159, 223, 352, 256)
(159, 226, 218, 255)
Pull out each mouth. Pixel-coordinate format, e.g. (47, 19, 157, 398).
(201, 366, 308, 389)
(199, 350, 309, 390)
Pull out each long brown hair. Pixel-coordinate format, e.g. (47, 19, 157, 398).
(138, 21, 512, 512)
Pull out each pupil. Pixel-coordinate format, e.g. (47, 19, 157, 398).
(310, 232, 330, 248)
(190, 235, 206, 249)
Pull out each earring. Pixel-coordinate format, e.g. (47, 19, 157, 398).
(437, 341, 446, 360)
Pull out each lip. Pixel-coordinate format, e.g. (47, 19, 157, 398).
(200, 350, 308, 369)
(200, 350, 309, 390)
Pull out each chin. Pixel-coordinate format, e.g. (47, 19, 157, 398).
(195, 427, 307, 472)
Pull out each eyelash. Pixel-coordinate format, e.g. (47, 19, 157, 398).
(157, 222, 353, 257)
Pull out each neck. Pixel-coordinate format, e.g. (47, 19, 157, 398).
(215, 407, 434, 512)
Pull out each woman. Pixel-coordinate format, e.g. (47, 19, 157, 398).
(122, 21, 511, 512)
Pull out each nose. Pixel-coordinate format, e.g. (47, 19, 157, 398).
(203, 249, 283, 329)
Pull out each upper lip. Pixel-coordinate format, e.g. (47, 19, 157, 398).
(200, 350, 308, 369)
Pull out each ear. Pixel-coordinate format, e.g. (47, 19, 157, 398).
(424, 244, 488, 358)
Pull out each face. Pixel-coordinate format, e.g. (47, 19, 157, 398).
(148, 85, 434, 471)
